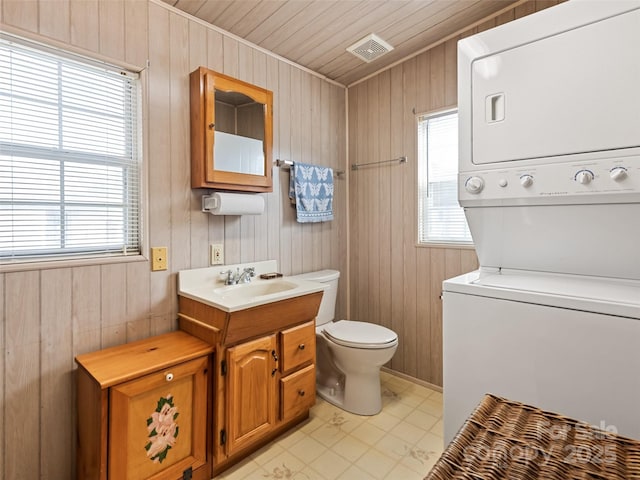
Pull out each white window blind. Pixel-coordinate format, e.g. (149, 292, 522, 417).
(0, 35, 142, 263)
(417, 110, 472, 244)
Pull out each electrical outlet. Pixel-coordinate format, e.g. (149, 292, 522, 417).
(151, 247, 168, 271)
(211, 244, 224, 265)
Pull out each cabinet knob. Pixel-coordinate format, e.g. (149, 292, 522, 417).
(271, 350, 278, 362)
(165, 372, 174, 382)
(208, 123, 215, 129)
(298, 389, 305, 397)
(271, 368, 277, 377)
(298, 343, 305, 350)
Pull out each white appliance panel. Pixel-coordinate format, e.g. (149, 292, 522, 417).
(443, 283, 640, 445)
(458, 154, 640, 207)
(466, 203, 640, 280)
(451, 269, 640, 319)
(471, 8, 640, 166)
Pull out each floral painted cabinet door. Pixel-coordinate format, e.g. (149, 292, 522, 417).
(108, 356, 208, 479)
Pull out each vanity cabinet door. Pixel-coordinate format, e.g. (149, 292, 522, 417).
(226, 334, 278, 456)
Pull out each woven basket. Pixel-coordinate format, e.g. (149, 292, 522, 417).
(425, 394, 640, 480)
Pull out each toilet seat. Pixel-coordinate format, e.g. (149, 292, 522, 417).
(322, 320, 398, 349)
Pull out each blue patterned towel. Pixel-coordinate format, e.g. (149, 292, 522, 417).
(288, 161, 334, 223)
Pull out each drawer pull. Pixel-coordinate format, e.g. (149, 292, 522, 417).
(298, 343, 305, 350)
(298, 389, 305, 397)
(165, 372, 174, 382)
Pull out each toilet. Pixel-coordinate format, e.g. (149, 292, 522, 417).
(290, 270, 398, 415)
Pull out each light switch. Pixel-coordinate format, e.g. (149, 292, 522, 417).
(151, 247, 168, 271)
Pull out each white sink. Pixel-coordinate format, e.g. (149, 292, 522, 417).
(213, 280, 298, 300)
(178, 260, 326, 312)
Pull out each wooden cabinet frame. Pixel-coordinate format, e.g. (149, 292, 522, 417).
(190, 67, 273, 192)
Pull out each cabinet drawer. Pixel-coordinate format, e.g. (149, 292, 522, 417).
(280, 321, 315, 374)
(280, 364, 315, 421)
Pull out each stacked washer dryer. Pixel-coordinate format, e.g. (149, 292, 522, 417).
(443, 0, 640, 444)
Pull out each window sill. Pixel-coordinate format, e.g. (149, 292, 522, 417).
(0, 253, 148, 274)
(416, 242, 475, 250)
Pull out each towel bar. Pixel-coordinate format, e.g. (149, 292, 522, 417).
(351, 156, 407, 171)
(275, 159, 344, 177)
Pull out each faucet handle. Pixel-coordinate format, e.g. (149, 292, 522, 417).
(220, 269, 235, 285)
(244, 266, 256, 277)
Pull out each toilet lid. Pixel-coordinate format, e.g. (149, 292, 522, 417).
(322, 320, 398, 349)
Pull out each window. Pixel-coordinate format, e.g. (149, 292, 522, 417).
(417, 110, 472, 244)
(0, 35, 142, 264)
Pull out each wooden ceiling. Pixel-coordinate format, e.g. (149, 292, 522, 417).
(163, 0, 522, 86)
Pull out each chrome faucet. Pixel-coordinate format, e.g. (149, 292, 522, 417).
(222, 266, 255, 285)
(238, 267, 255, 284)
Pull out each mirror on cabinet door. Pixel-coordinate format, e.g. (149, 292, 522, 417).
(190, 67, 273, 192)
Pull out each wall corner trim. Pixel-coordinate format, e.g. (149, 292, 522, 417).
(149, 0, 346, 89)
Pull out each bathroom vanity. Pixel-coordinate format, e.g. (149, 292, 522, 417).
(177, 262, 325, 475)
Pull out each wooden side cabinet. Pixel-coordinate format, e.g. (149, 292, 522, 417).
(75, 332, 214, 480)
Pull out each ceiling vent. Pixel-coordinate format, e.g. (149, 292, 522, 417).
(346, 33, 394, 63)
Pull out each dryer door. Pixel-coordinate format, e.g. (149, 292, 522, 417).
(471, 8, 640, 165)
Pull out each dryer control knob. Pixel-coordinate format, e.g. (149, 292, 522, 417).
(610, 167, 627, 181)
(576, 170, 594, 185)
(465, 176, 484, 194)
(520, 175, 534, 188)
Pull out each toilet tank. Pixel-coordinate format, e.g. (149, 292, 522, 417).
(290, 269, 339, 326)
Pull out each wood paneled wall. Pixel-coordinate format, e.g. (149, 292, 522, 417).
(347, 0, 562, 388)
(0, 0, 346, 478)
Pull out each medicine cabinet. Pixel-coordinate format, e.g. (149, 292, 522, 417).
(190, 67, 273, 192)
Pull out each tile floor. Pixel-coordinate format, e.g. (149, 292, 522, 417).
(216, 371, 444, 480)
